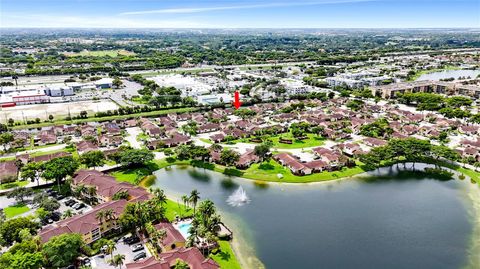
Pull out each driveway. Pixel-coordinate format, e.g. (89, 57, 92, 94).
(125, 127, 142, 149)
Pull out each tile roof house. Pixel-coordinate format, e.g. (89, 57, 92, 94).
(39, 199, 128, 244)
(124, 119, 138, 128)
(362, 137, 388, 147)
(154, 222, 186, 252)
(125, 248, 219, 269)
(274, 153, 312, 175)
(76, 141, 99, 154)
(148, 134, 191, 149)
(81, 125, 97, 137)
(459, 125, 480, 135)
(72, 170, 150, 203)
(98, 135, 124, 147)
(236, 150, 260, 169)
(0, 160, 18, 183)
(103, 122, 122, 135)
(37, 130, 57, 146)
(209, 133, 225, 143)
(197, 123, 220, 134)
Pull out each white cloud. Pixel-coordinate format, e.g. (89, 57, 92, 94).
(1, 14, 212, 28)
(119, 0, 374, 15)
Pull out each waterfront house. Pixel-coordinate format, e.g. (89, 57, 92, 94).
(125, 248, 219, 269)
(154, 222, 186, 252)
(274, 153, 312, 175)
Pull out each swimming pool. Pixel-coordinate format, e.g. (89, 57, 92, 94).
(176, 222, 192, 239)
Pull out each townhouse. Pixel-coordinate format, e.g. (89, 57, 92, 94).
(72, 169, 151, 203)
(39, 199, 128, 244)
(126, 248, 219, 269)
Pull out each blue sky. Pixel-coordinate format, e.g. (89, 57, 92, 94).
(1, 0, 479, 28)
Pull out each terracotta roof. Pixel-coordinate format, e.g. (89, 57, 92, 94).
(73, 170, 150, 201)
(76, 141, 99, 153)
(154, 222, 186, 247)
(39, 199, 128, 243)
(0, 160, 18, 179)
(159, 248, 219, 269)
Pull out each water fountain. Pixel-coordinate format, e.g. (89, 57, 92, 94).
(227, 186, 250, 207)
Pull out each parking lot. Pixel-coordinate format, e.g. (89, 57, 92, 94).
(91, 239, 151, 268)
(57, 196, 92, 217)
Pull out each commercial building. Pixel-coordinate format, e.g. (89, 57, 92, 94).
(370, 81, 480, 99)
(45, 86, 74, 97)
(8, 90, 50, 105)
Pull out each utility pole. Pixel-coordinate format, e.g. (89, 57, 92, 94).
(21, 111, 26, 124)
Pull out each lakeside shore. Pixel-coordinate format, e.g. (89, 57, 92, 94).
(152, 158, 480, 185)
(142, 162, 480, 269)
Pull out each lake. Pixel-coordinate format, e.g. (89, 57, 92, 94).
(416, 69, 480, 81)
(153, 164, 479, 269)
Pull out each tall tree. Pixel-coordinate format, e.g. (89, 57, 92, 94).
(0, 132, 14, 151)
(79, 150, 106, 169)
(42, 233, 84, 268)
(189, 189, 200, 216)
(21, 162, 42, 186)
(109, 254, 126, 269)
(42, 156, 79, 190)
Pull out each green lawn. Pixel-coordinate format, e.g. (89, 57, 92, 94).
(241, 159, 366, 183)
(210, 240, 242, 269)
(0, 180, 28, 190)
(136, 132, 150, 141)
(29, 148, 69, 157)
(165, 199, 193, 221)
(4, 204, 30, 218)
(199, 138, 213, 144)
(225, 132, 325, 149)
(270, 133, 326, 149)
(28, 142, 64, 151)
(226, 132, 326, 149)
(111, 163, 159, 184)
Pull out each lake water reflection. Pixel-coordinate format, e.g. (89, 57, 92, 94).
(153, 165, 477, 269)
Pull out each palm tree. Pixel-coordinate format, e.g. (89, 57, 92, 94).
(96, 210, 106, 224)
(105, 241, 117, 260)
(474, 162, 480, 172)
(151, 188, 167, 205)
(63, 209, 74, 219)
(104, 208, 116, 221)
(14, 159, 24, 179)
(181, 195, 189, 211)
(74, 184, 87, 198)
(109, 254, 125, 269)
(87, 186, 97, 204)
(189, 189, 200, 216)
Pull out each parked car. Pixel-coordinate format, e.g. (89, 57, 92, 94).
(125, 236, 140, 245)
(131, 244, 144, 252)
(121, 234, 132, 242)
(64, 200, 76, 206)
(72, 203, 85, 210)
(50, 212, 61, 221)
(133, 252, 146, 261)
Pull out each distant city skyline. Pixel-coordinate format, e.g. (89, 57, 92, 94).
(1, 0, 479, 28)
